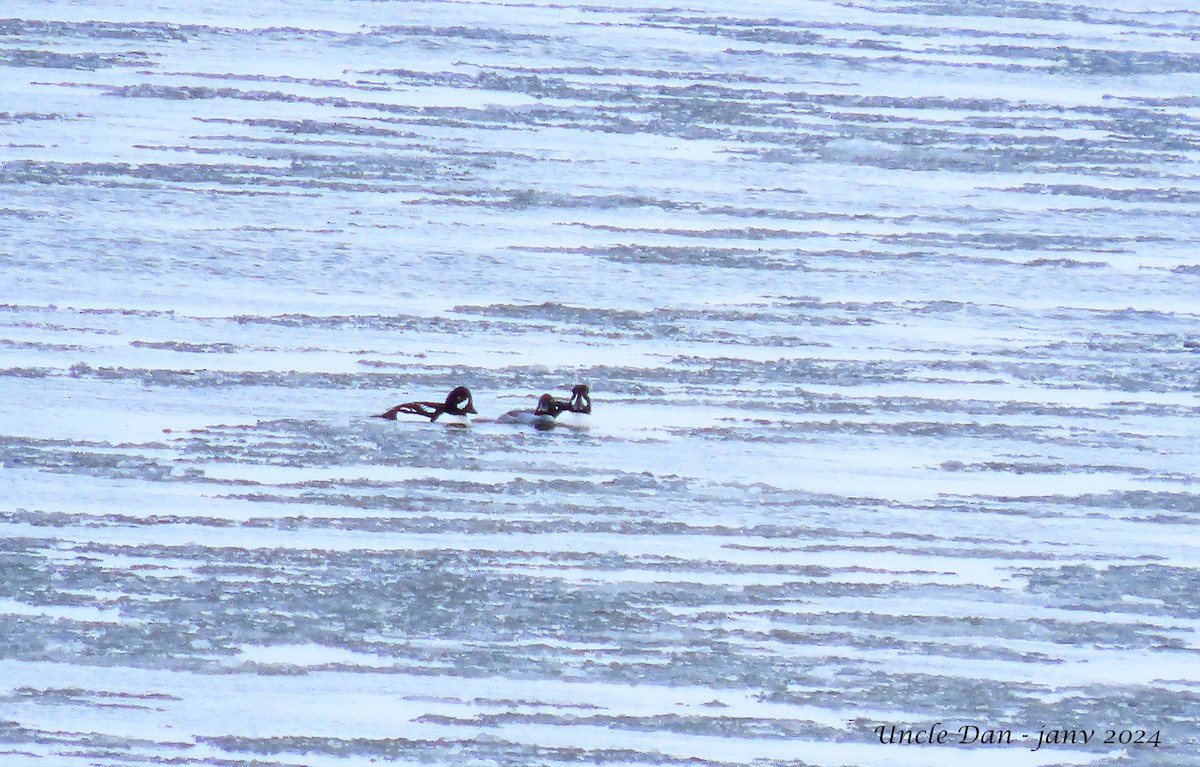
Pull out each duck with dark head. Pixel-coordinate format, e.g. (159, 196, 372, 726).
(554, 384, 592, 430)
(497, 392, 563, 431)
(374, 386, 477, 426)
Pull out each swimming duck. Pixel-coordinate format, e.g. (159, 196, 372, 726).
(553, 384, 592, 431)
(374, 386, 477, 426)
(497, 392, 563, 431)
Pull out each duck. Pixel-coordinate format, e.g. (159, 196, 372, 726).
(374, 386, 477, 426)
(553, 384, 592, 431)
(497, 393, 563, 431)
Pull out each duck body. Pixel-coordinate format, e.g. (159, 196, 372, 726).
(374, 386, 477, 426)
(497, 393, 562, 431)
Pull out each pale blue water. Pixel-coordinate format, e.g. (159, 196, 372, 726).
(2, 1, 1199, 765)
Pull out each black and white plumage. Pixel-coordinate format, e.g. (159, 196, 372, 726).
(497, 392, 563, 431)
(496, 384, 593, 431)
(374, 386, 477, 426)
(554, 384, 592, 430)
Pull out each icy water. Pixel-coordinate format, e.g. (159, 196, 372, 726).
(2, 0, 1200, 765)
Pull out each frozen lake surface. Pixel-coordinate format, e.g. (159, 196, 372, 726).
(2, 0, 1199, 765)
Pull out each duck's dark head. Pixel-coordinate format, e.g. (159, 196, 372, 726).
(568, 384, 591, 414)
(445, 386, 477, 415)
(535, 393, 560, 416)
